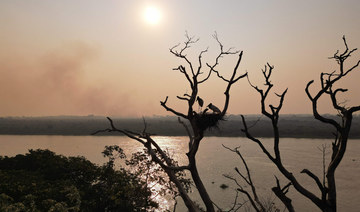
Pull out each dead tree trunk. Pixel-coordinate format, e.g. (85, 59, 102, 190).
(94, 32, 247, 212)
(241, 36, 360, 212)
(305, 36, 360, 211)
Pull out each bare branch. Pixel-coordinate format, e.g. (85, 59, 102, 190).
(173, 65, 194, 88)
(221, 51, 247, 116)
(224, 174, 261, 212)
(343, 59, 360, 76)
(349, 105, 360, 113)
(203, 33, 243, 85)
(196, 47, 209, 76)
(160, 96, 188, 119)
(301, 169, 325, 193)
(329, 88, 348, 112)
(198, 68, 213, 84)
(243, 63, 326, 209)
(222, 145, 251, 185)
(213, 32, 240, 55)
(305, 80, 342, 131)
(223, 144, 266, 212)
(178, 117, 193, 150)
(142, 116, 147, 136)
(246, 73, 261, 93)
(305, 80, 314, 101)
(170, 32, 199, 77)
(209, 67, 230, 82)
(91, 128, 112, 135)
(177, 95, 190, 102)
(271, 177, 294, 212)
(241, 115, 276, 162)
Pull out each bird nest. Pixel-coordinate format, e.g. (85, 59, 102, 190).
(195, 112, 224, 131)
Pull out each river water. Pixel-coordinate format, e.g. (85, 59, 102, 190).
(0, 135, 359, 211)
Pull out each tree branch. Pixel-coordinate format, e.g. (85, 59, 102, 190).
(178, 117, 194, 151)
(223, 144, 266, 211)
(301, 169, 325, 193)
(173, 65, 194, 88)
(196, 47, 209, 76)
(243, 64, 325, 208)
(241, 115, 275, 162)
(160, 96, 188, 119)
(170, 32, 199, 77)
(224, 174, 261, 212)
(271, 177, 294, 212)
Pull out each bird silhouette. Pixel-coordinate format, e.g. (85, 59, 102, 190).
(197, 96, 204, 107)
(207, 103, 221, 114)
(203, 108, 209, 114)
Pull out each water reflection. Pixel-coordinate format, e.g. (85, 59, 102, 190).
(151, 136, 189, 165)
(132, 136, 189, 211)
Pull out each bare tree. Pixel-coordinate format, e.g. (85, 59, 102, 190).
(94, 33, 247, 212)
(223, 145, 270, 212)
(240, 37, 360, 212)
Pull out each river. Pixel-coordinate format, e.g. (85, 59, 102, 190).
(0, 135, 359, 211)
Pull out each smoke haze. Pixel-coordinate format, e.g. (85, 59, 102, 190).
(0, 42, 144, 116)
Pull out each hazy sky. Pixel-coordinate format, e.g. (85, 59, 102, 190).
(1, 0, 360, 117)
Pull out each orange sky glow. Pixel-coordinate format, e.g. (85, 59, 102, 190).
(1, 0, 360, 117)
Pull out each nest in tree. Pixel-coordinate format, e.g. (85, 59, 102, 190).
(195, 112, 224, 131)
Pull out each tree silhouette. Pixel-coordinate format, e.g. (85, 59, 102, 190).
(240, 36, 360, 212)
(94, 32, 247, 212)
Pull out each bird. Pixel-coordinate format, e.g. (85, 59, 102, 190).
(203, 108, 209, 114)
(207, 103, 221, 114)
(196, 96, 204, 107)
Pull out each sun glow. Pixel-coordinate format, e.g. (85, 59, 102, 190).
(144, 6, 161, 25)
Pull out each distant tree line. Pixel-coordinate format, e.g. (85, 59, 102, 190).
(0, 115, 359, 138)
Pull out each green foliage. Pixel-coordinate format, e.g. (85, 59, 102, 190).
(0, 149, 158, 211)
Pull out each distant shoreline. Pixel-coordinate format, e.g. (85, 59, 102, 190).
(0, 115, 359, 139)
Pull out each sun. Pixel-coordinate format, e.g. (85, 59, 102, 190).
(144, 6, 161, 25)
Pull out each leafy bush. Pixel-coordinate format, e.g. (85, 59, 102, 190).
(0, 149, 157, 211)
